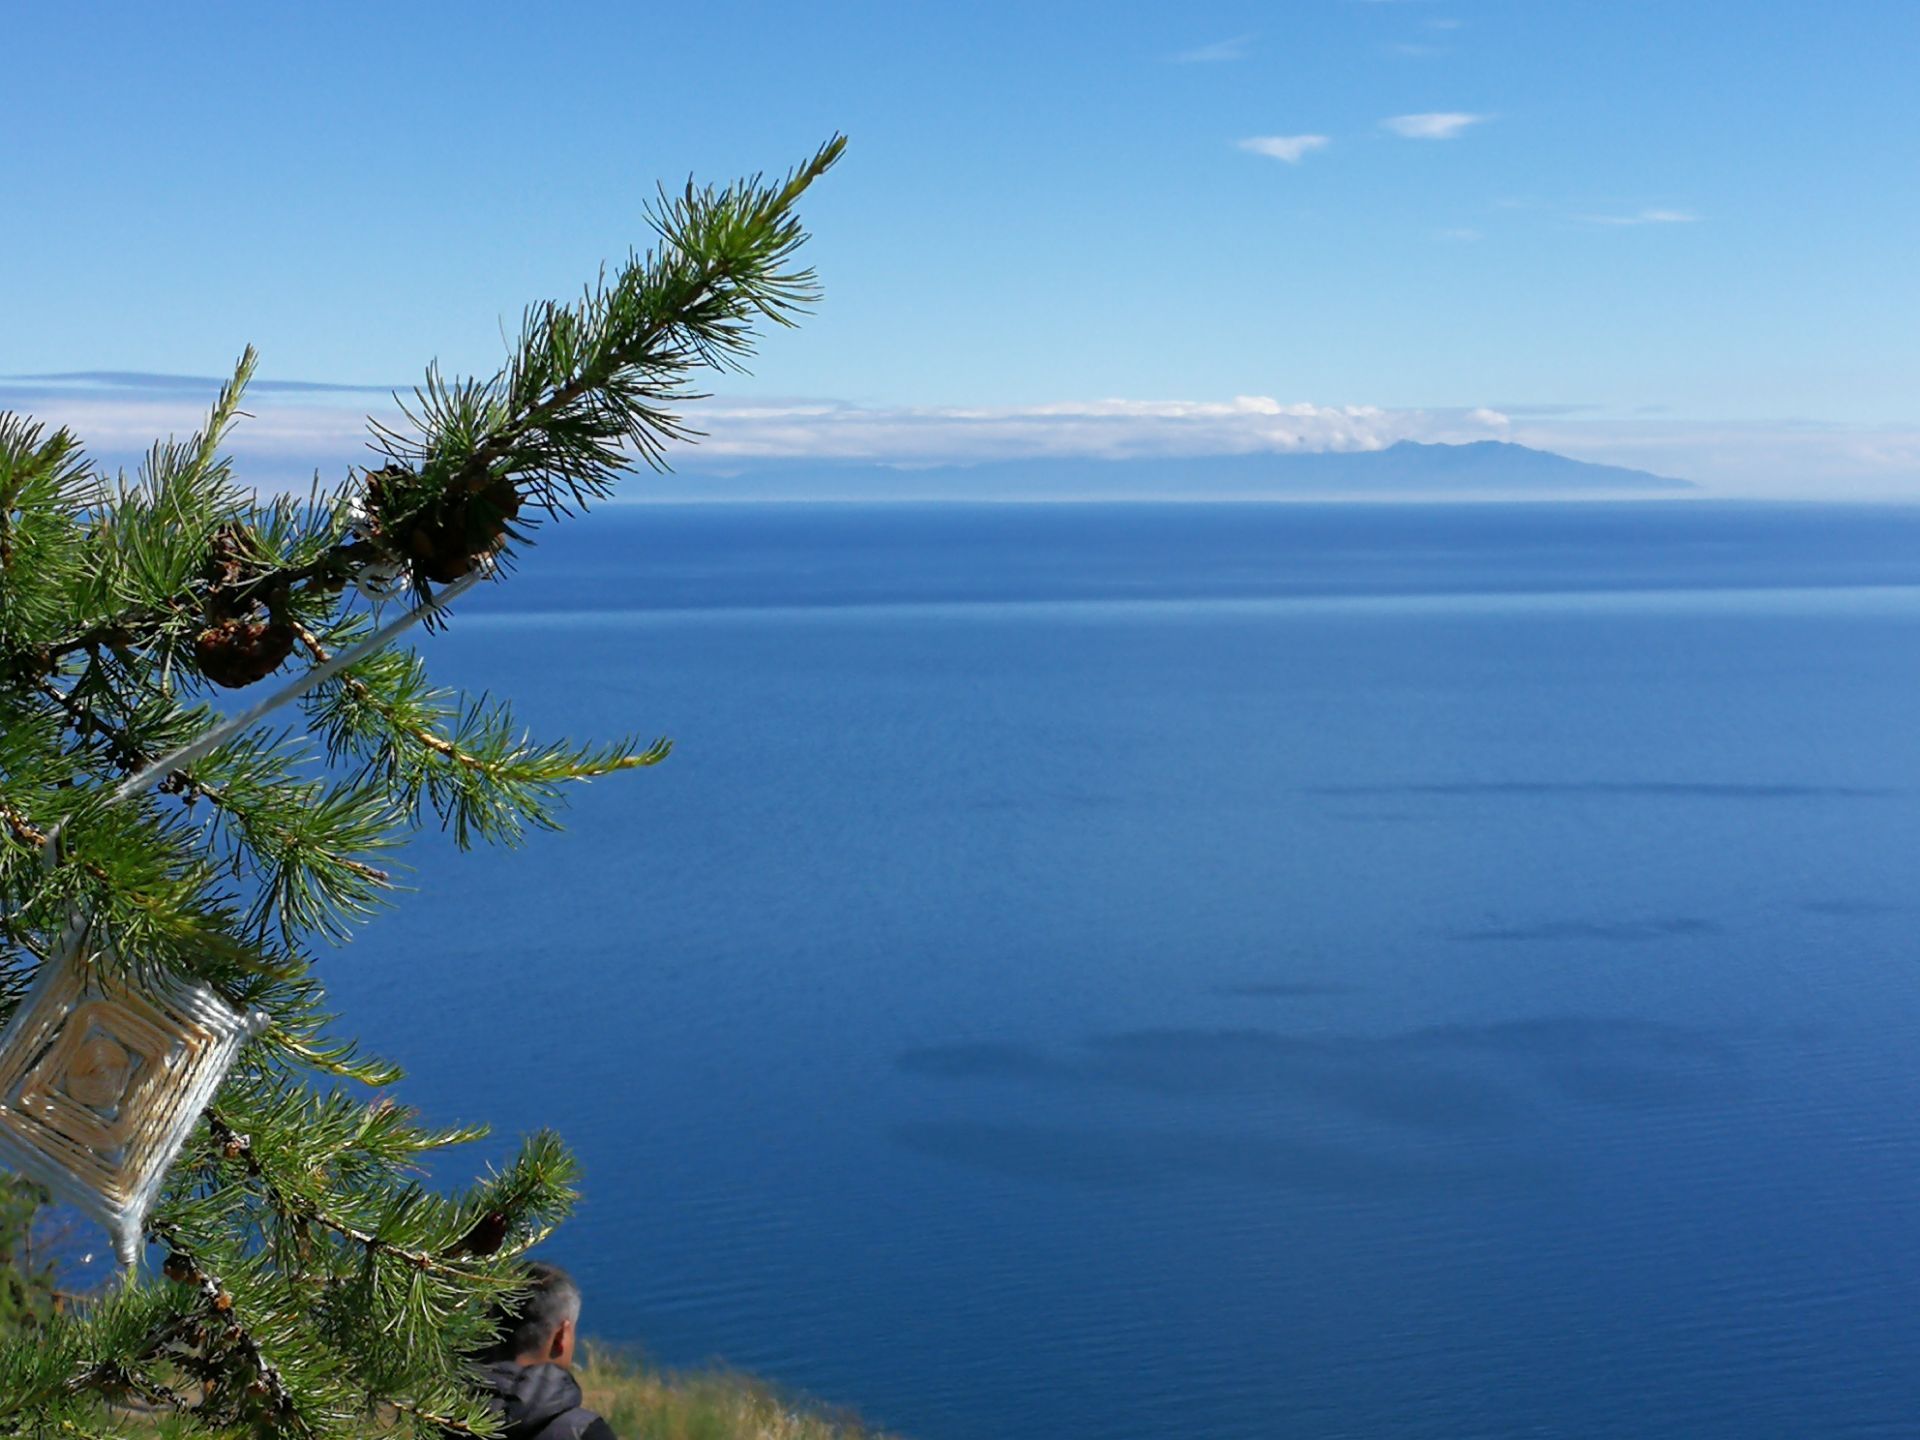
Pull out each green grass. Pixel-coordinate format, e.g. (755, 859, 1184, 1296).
(575, 1346, 902, 1440)
(83, 1342, 896, 1439)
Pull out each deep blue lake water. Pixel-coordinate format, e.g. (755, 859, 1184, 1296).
(331, 502, 1920, 1439)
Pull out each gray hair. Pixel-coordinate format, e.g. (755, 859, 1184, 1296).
(485, 1262, 582, 1361)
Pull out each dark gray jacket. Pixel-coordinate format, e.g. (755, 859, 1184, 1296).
(471, 1361, 616, 1440)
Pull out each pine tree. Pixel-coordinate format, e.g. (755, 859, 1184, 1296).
(0, 137, 843, 1437)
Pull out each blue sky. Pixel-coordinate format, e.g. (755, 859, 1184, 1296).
(3, 1, 1917, 495)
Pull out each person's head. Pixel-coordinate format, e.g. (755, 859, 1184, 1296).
(483, 1262, 582, 1368)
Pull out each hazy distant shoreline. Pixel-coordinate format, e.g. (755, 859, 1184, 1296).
(646, 440, 1692, 503)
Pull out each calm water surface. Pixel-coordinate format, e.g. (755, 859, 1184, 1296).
(333, 503, 1920, 1439)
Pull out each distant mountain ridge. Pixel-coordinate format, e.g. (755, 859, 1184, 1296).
(661, 440, 1691, 501)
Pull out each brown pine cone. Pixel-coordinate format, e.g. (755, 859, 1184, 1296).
(194, 616, 296, 688)
(365, 465, 520, 584)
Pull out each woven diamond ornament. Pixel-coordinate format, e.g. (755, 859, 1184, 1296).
(0, 917, 265, 1269)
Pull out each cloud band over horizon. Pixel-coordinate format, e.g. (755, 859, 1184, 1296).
(2, 372, 1916, 500)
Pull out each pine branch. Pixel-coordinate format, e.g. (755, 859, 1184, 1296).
(289, 620, 668, 784)
(294, 619, 669, 848)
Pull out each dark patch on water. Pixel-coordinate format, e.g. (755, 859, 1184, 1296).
(897, 1016, 1739, 1131)
(895, 1042, 1066, 1082)
(1448, 917, 1720, 943)
(1405, 1015, 1736, 1059)
(1078, 1029, 1518, 1126)
(891, 1120, 1536, 1194)
(1411, 1017, 1744, 1108)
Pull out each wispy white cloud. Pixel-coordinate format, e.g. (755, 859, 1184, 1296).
(1237, 134, 1331, 164)
(1171, 35, 1251, 62)
(1427, 17, 1463, 29)
(1578, 208, 1699, 226)
(1437, 227, 1482, 242)
(684, 396, 1510, 464)
(1381, 111, 1487, 139)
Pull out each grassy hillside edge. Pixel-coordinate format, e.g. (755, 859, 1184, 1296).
(23, 1340, 900, 1437)
(575, 1346, 902, 1440)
